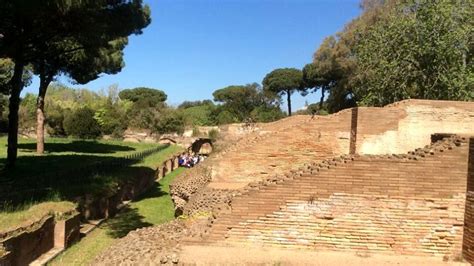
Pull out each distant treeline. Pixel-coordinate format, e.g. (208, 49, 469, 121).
(0, 83, 287, 138)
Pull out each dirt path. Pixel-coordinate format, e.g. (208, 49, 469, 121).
(179, 244, 468, 265)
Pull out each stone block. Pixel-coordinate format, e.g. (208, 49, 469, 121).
(54, 213, 81, 249)
(1, 216, 55, 266)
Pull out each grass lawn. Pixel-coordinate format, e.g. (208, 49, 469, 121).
(0, 201, 76, 234)
(0, 136, 183, 236)
(49, 167, 186, 265)
(0, 136, 165, 179)
(0, 137, 183, 204)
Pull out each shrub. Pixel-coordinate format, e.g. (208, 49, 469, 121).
(127, 108, 155, 129)
(94, 105, 127, 138)
(18, 93, 37, 130)
(192, 127, 201, 137)
(215, 110, 237, 125)
(153, 110, 185, 135)
(180, 105, 215, 126)
(63, 107, 101, 139)
(46, 104, 67, 136)
(251, 105, 285, 122)
(208, 129, 219, 141)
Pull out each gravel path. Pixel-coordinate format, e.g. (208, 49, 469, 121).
(179, 244, 469, 266)
(92, 220, 187, 265)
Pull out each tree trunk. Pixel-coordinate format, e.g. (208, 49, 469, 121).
(319, 87, 325, 110)
(6, 60, 25, 168)
(36, 74, 52, 154)
(287, 89, 292, 116)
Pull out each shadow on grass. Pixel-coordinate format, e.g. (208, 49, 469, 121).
(133, 181, 168, 201)
(105, 181, 169, 238)
(0, 153, 157, 210)
(106, 206, 153, 238)
(0, 154, 137, 180)
(16, 140, 135, 154)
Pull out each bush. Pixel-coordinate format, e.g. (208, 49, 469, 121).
(18, 93, 36, 130)
(63, 107, 101, 139)
(208, 129, 219, 141)
(153, 110, 185, 135)
(192, 127, 201, 137)
(46, 104, 67, 136)
(94, 105, 127, 138)
(180, 105, 215, 126)
(251, 106, 285, 122)
(215, 110, 237, 125)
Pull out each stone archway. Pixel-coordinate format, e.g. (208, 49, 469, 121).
(190, 138, 213, 155)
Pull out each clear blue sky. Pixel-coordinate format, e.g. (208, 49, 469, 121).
(23, 0, 361, 110)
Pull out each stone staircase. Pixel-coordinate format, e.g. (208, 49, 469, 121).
(204, 136, 470, 258)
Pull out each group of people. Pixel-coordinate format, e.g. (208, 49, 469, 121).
(178, 153, 206, 168)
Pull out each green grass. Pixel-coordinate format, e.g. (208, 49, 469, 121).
(0, 136, 161, 179)
(137, 144, 182, 168)
(0, 136, 183, 238)
(49, 167, 185, 266)
(0, 201, 75, 234)
(0, 137, 183, 205)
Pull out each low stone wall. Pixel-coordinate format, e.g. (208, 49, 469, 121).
(169, 165, 212, 216)
(182, 187, 233, 216)
(0, 211, 80, 266)
(54, 213, 81, 249)
(156, 155, 180, 181)
(1, 216, 55, 266)
(74, 168, 157, 221)
(0, 146, 177, 265)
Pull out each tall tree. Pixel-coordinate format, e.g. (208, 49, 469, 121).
(119, 87, 167, 107)
(311, 0, 472, 110)
(119, 87, 168, 129)
(302, 63, 325, 109)
(0, 0, 151, 166)
(262, 68, 304, 116)
(212, 83, 262, 121)
(311, 0, 394, 112)
(33, 38, 130, 154)
(304, 37, 344, 110)
(0, 59, 13, 91)
(354, 0, 474, 105)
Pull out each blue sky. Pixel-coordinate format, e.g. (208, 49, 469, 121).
(24, 0, 361, 110)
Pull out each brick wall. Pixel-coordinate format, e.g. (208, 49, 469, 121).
(199, 100, 474, 192)
(208, 113, 352, 189)
(356, 100, 474, 154)
(208, 136, 470, 260)
(463, 138, 474, 262)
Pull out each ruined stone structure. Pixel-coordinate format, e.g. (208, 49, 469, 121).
(207, 136, 470, 259)
(355, 100, 474, 154)
(207, 100, 474, 190)
(93, 99, 474, 264)
(462, 139, 474, 262)
(171, 99, 474, 262)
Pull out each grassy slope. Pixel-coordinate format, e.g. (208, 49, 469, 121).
(0, 201, 75, 234)
(0, 137, 183, 234)
(0, 137, 161, 179)
(49, 167, 185, 265)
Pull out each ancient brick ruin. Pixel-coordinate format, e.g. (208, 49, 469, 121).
(208, 136, 470, 259)
(169, 99, 474, 263)
(90, 99, 474, 264)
